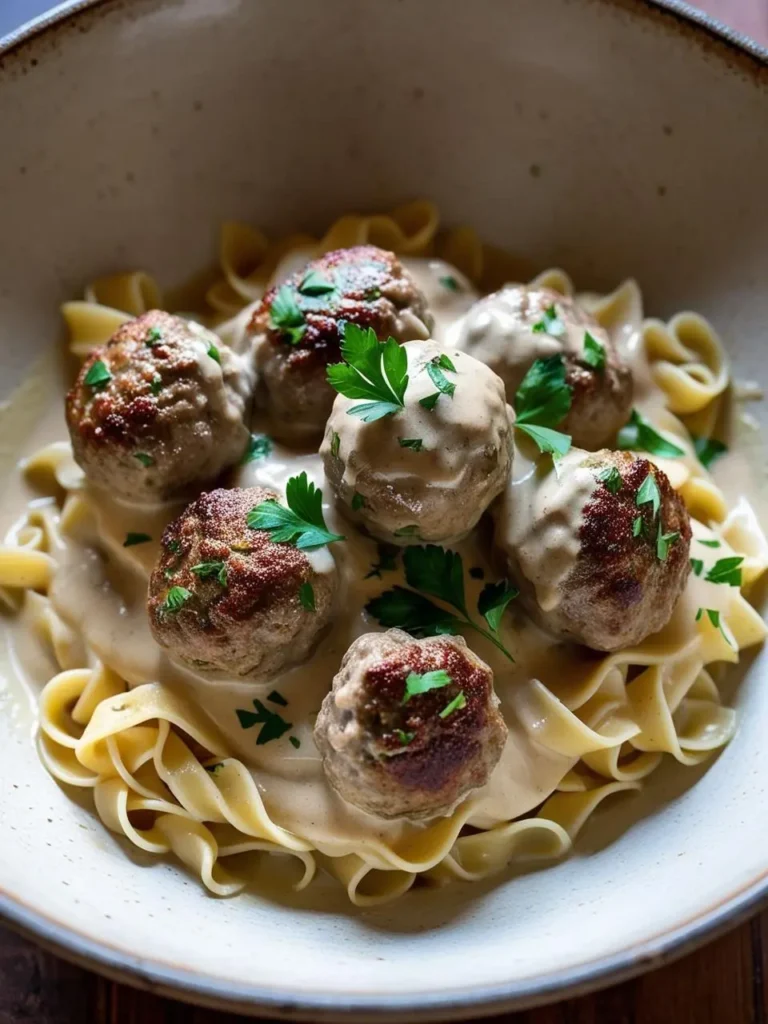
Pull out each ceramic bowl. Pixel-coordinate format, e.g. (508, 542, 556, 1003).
(1, 1, 767, 1019)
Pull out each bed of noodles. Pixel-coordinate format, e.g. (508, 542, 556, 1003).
(1, 200, 766, 906)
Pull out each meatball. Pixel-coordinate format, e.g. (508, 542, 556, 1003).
(321, 340, 512, 545)
(452, 286, 632, 449)
(67, 311, 253, 503)
(495, 448, 691, 651)
(314, 629, 507, 821)
(250, 245, 432, 440)
(148, 486, 336, 679)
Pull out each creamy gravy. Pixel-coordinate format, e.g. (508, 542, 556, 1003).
(3, 257, 766, 859)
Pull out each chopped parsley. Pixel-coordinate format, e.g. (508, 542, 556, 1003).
(518, 423, 572, 458)
(656, 526, 680, 561)
(402, 669, 452, 703)
(289, 736, 301, 749)
(270, 285, 306, 344)
(434, 353, 456, 373)
(242, 433, 273, 463)
(478, 579, 518, 633)
(617, 409, 684, 458)
(365, 287, 382, 301)
(439, 275, 460, 292)
(207, 342, 221, 364)
(84, 360, 112, 391)
(597, 466, 622, 494)
(365, 543, 399, 579)
(582, 331, 606, 371)
(693, 436, 728, 470)
(146, 326, 163, 346)
(134, 451, 154, 468)
(691, 557, 704, 576)
(513, 355, 572, 457)
(394, 525, 420, 538)
(236, 699, 292, 745)
(267, 690, 288, 707)
(161, 586, 192, 615)
(351, 492, 365, 511)
(439, 692, 467, 718)
(247, 471, 344, 550)
(699, 539, 721, 549)
(330, 430, 341, 458)
(191, 560, 228, 586)
(326, 323, 408, 422)
(419, 392, 441, 411)
(123, 532, 152, 547)
(426, 357, 456, 399)
(399, 438, 424, 452)
(636, 472, 661, 518)
(166, 539, 181, 555)
(395, 729, 416, 746)
(299, 581, 316, 612)
(298, 269, 335, 296)
(531, 304, 565, 338)
(705, 556, 743, 587)
(696, 607, 733, 646)
(149, 373, 163, 396)
(632, 516, 643, 537)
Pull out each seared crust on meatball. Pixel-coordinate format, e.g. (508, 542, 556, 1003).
(453, 286, 632, 449)
(314, 630, 507, 821)
(148, 486, 336, 679)
(250, 246, 432, 440)
(496, 449, 692, 651)
(67, 311, 252, 502)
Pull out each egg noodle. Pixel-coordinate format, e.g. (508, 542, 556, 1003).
(2, 201, 766, 906)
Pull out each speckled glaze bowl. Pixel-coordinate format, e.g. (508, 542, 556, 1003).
(1, 1, 767, 1019)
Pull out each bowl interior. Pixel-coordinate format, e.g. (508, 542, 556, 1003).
(0, 0, 767, 1017)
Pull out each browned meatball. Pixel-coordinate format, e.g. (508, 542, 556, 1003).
(250, 246, 432, 440)
(148, 487, 337, 679)
(67, 311, 252, 503)
(452, 286, 632, 449)
(495, 449, 692, 651)
(314, 629, 507, 821)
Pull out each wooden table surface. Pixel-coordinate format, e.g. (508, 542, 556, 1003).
(2, 1, 768, 1022)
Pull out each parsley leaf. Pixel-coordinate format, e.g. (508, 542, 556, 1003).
(404, 545, 467, 616)
(516, 423, 572, 458)
(289, 736, 301, 749)
(395, 729, 416, 746)
(364, 543, 399, 580)
(691, 557, 704, 576)
(439, 275, 460, 292)
(166, 539, 181, 555)
(191, 561, 228, 586)
(656, 526, 680, 561)
(134, 451, 154, 468)
(399, 437, 424, 452)
(161, 586, 192, 615)
(478, 580, 518, 632)
(426, 359, 456, 398)
(617, 409, 685, 458)
(705, 556, 743, 587)
(514, 355, 571, 428)
(146, 326, 163, 346)
(207, 342, 221, 364)
(582, 331, 606, 371)
(326, 323, 408, 422)
(435, 353, 456, 373)
(351, 492, 365, 511)
(633, 516, 643, 537)
(597, 466, 622, 494)
(270, 285, 306, 344)
(699, 539, 721, 549)
(123, 532, 151, 547)
(267, 690, 288, 707)
(149, 373, 163, 396)
(236, 699, 292, 745)
(299, 581, 316, 612)
(242, 433, 273, 464)
(247, 471, 344, 550)
(419, 392, 440, 411)
(84, 360, 112, 391)
(439, 691, 467, 718)
(402, 669, 452, 703)
(366, 586, 460, 637)
(693, 436, 728, 470)
(636, 471, 661, 518)
(531, 304, 565, 338)
(696, 608, 733, 647)
(299, 269, 335, 296)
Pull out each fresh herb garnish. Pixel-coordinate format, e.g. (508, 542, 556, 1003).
(394, 525, 420, 537)
(134, 451, 154, 468)
(298, 269, 335, 296)
(439, 692, 467, 718)
(166, 539, 181, 555)
(146, 326, 163, 346)
(123, 532, 152, 548)
(247, 471, 344, 550)
(693, 436, 728, 470)
(270, 285, 306, 344)
(326, 323, 408, 422)
(696, 607, 733, 646)
(434, 353, 456, 373)
(365, 543, 399, 579)
(636, 472, 661, 518)
(161, 586, 192, 615)
(705, 556, 743, 587)
(242, 433, 273, 463)
(150, 373, 162, 396)
(207, 342, 221, 364)
(399, 438, 424, 452)
(656, 526, 680, 561)
(366, 545, 515, 662)
(633, 516, 643, 537)
(299, 581, 316, 612)
(478, 580, 518, 633)
(597, 466, 622, 493)
(517, 423, 572, 458)
(617, 409, 685, 458)
(236, 699, 292, 745)
(402, 669, 452, 703)
(351, 492, 365, 511)
(330, 430, 340, 458)
(289, 736, 301, 749)
(439, 275, 460, 292)
(513, 355, 572, 457)
(419, 392, 440, 411)
(267, 690, 288, 707)
(395, 729, 416, 746)
(426, 358, 456, 399)
(365, 287, 382, 301)
(191, 560, 228, 586)
(699, 539, 721, 549)
(691, 558, 704, 576)
(84, 360, 112, 391)
(531, 304, 565, 338)
(582, 331, 606, 371)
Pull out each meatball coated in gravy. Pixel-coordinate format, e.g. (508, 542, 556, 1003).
(148, 487, 336, 679)
(314, 630, 507, 821)
(452, 286, 632, 449)
(495, 449, 691, 651)
(250, 246, 432, 440)
(321, 340, 512, 545)
(66, 311, 252, 503)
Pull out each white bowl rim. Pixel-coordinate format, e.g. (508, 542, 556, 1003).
(0, 1, 767, 1018)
